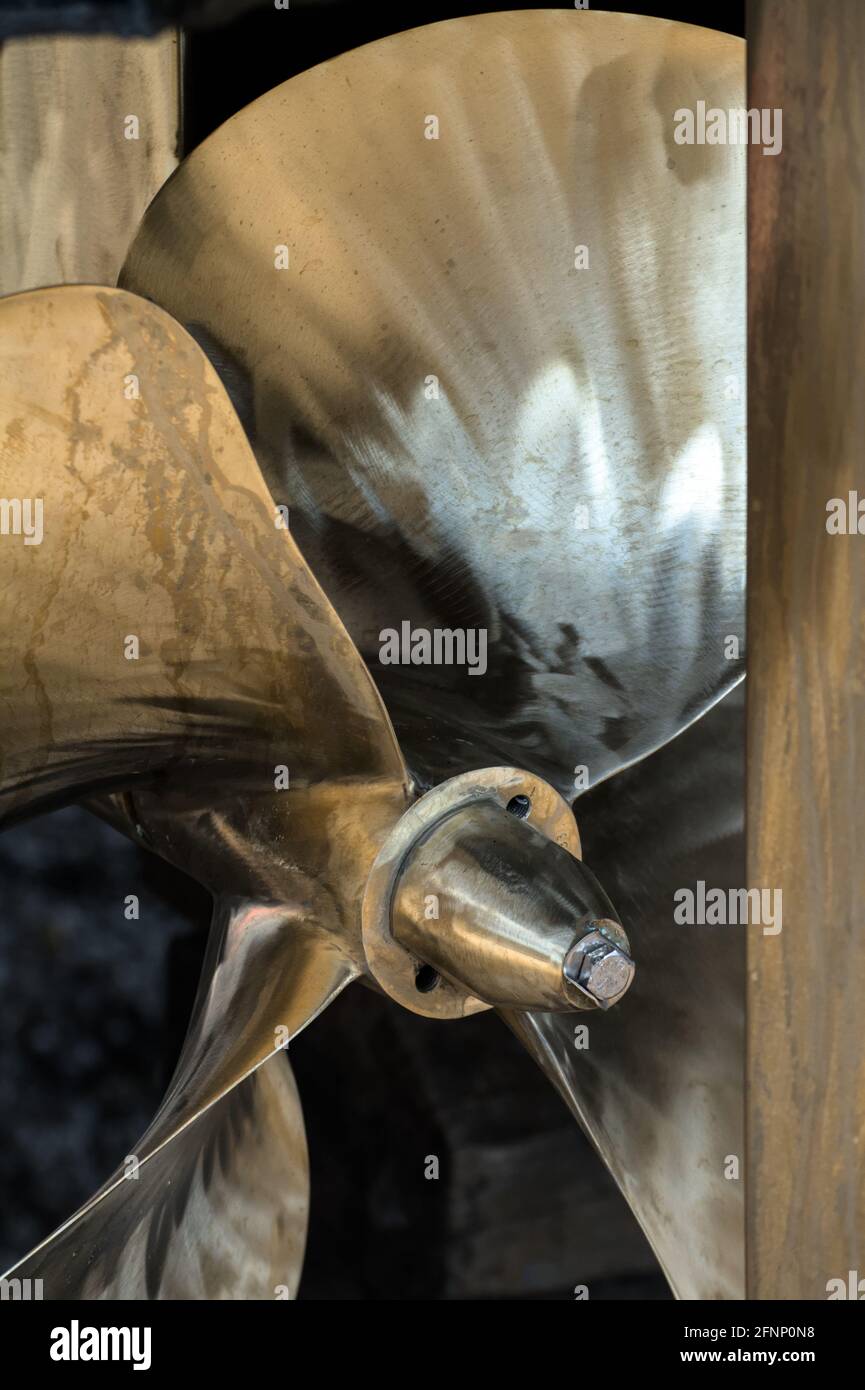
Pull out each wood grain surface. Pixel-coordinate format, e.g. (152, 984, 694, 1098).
(0, 31, 179, 295)
(748, 0, 865, 1299)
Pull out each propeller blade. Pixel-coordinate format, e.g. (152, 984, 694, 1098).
(0, 283, 408, 823)
(117, 896, 353, 1161)
(0, 282, 410, 1294)
(504, 684, 745, 1300)
(122, 8, 745, 795)
(5, 1052, 308, 1299)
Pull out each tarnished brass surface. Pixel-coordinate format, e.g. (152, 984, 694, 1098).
(0, 284, 408, 824)
(122, 8, 745, 796)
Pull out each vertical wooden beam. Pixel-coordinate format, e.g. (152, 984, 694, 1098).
(748, 0, 865, 1298)
(0, 31, 180, 295)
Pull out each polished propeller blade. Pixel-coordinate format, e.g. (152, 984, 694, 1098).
(505, 684, 745, 1300)
(0, 283, 410, 1293)
(5, 1053, 309, 1299)
(122, 8, 745, 797)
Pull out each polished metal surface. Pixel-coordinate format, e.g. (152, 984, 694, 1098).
(563, 924, 635, 1009)
(361, 764, 584, 1018)
(506, 685, 745, 1300)
(122, 8, 746, 797)
(6, 1053, 308, 1299)
(388, 793, 631, 1012)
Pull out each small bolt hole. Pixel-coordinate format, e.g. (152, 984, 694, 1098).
(506, 794, 531, 819)
(415, 964, 440, 994)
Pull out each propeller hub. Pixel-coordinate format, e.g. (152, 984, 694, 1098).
(361, 767, 633, 1019)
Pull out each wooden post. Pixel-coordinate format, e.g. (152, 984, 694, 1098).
(747, 0, 865, 1299)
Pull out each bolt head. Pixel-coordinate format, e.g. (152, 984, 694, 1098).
(579, 944, 634, 1000)
(563, 923, 635, 1009)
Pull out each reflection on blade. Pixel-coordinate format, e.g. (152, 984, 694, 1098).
(143, 897, 356, 1156)
(6, 1053, 308, 1299)
(123, 9, 745, 794)
(504, 686, 744, 1300)
(2, 897, 354, 1297)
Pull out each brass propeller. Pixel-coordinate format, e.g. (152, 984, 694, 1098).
(1, 8, 745, 1301)
(120, 9, 746, 1298)
(1, 281, 630, 1297)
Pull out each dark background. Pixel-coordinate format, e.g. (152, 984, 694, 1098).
(0, 1, 743, 1298)
(184, 2, 746, 152)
